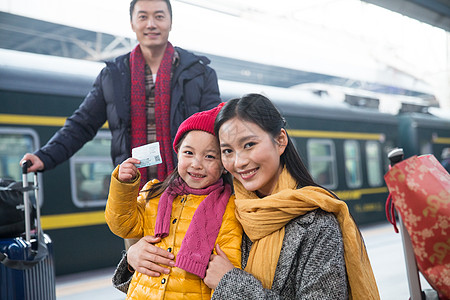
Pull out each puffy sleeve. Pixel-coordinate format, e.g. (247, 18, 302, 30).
(105, 165, 152, 239)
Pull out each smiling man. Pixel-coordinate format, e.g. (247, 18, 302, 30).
(21, 0, 221, 186)
(21, 0, 221, 252)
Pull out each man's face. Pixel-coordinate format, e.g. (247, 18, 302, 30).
(131, 0, 172, 51)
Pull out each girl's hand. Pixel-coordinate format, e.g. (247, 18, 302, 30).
(118, 158, 140, 182)
(204, 244, 235, 289)
(127, 235, 175, 277)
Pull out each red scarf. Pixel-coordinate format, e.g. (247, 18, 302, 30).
(130, 43, 175, 186)
(154, 177, 231, 278)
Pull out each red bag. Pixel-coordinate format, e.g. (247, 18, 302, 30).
(384, 154, 450, 299)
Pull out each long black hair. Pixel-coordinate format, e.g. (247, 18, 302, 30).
(214, 93, 320, 189)
(215, 94, 367, 248)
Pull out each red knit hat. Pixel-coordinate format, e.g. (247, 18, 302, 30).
(173, 102, 225, 153)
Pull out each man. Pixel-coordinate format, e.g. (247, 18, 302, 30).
(21, 0, 221, 250)
(21, 0, 221, 186)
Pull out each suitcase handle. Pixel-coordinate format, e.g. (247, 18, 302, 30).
(21, 160, 33, 242)
(20, 161, 42, 240)
(0, 162, 48, 270)
(0, 161, 49, 270)
(21, 160, 32, 175)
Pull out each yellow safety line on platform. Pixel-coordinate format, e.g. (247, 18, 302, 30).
(56, 276, 113, 297)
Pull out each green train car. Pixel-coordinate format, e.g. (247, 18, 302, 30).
(0, 49, 118, 276)
(220, 81, 400, 224)
(221, 81, 450, 224)
(1, 49, 449, 275)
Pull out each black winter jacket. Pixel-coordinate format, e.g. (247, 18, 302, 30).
(35, 47, 221, 170)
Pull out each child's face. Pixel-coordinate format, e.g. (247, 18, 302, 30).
(218, 117, 287, 196)
(177, 130, 224, 189)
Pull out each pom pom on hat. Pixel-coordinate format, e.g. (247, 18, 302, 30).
(173, 102, 225, 153)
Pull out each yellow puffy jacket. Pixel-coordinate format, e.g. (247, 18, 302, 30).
(105, 166, 242, 299)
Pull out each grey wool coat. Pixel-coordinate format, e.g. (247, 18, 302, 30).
(212, 209, 348, 300)
(112, 209, 348, 299)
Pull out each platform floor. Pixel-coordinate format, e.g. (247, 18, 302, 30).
(55, 222, 433, 300)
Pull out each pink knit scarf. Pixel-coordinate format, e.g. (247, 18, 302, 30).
(130, 45, 147, 186)
(130, 43, 175, 187)
(154, 42, 175, 181)
(154, 177, 231, 278)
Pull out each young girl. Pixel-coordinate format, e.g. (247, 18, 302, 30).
(105, 103, 242, 299)
(203, 94, 380, 299)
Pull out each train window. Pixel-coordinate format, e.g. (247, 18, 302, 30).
(366, 141, 383, 186)
(0, 128, 44, 205)
(307, 139, 337, 189)
(70, 131, 113, 208)
(0, 128, 40, 182)
(344, 140, 362, 188)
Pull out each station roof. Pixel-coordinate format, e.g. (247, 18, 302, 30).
(0, 11, 135, 62)
(1, 0, 447, 108)
(361, 0, 450, 32)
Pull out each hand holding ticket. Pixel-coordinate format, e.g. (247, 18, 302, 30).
(132, 142, 163, 168)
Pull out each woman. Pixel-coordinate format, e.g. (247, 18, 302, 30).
(114, 94, 380, 299)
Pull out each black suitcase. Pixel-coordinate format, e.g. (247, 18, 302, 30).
(0, 161, 56, 300)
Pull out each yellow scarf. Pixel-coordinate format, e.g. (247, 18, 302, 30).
(233, 167, 380, 299)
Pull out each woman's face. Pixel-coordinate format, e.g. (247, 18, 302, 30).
(177, 130, 224, 189)
(218, 117, 287, 196)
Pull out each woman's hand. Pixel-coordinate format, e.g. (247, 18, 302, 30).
(118, 158, 140, 182)
(204, 244, 235, 289)
(127, 236, 175, 277)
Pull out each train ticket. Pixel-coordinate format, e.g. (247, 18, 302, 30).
(132, 142, 162, 168)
